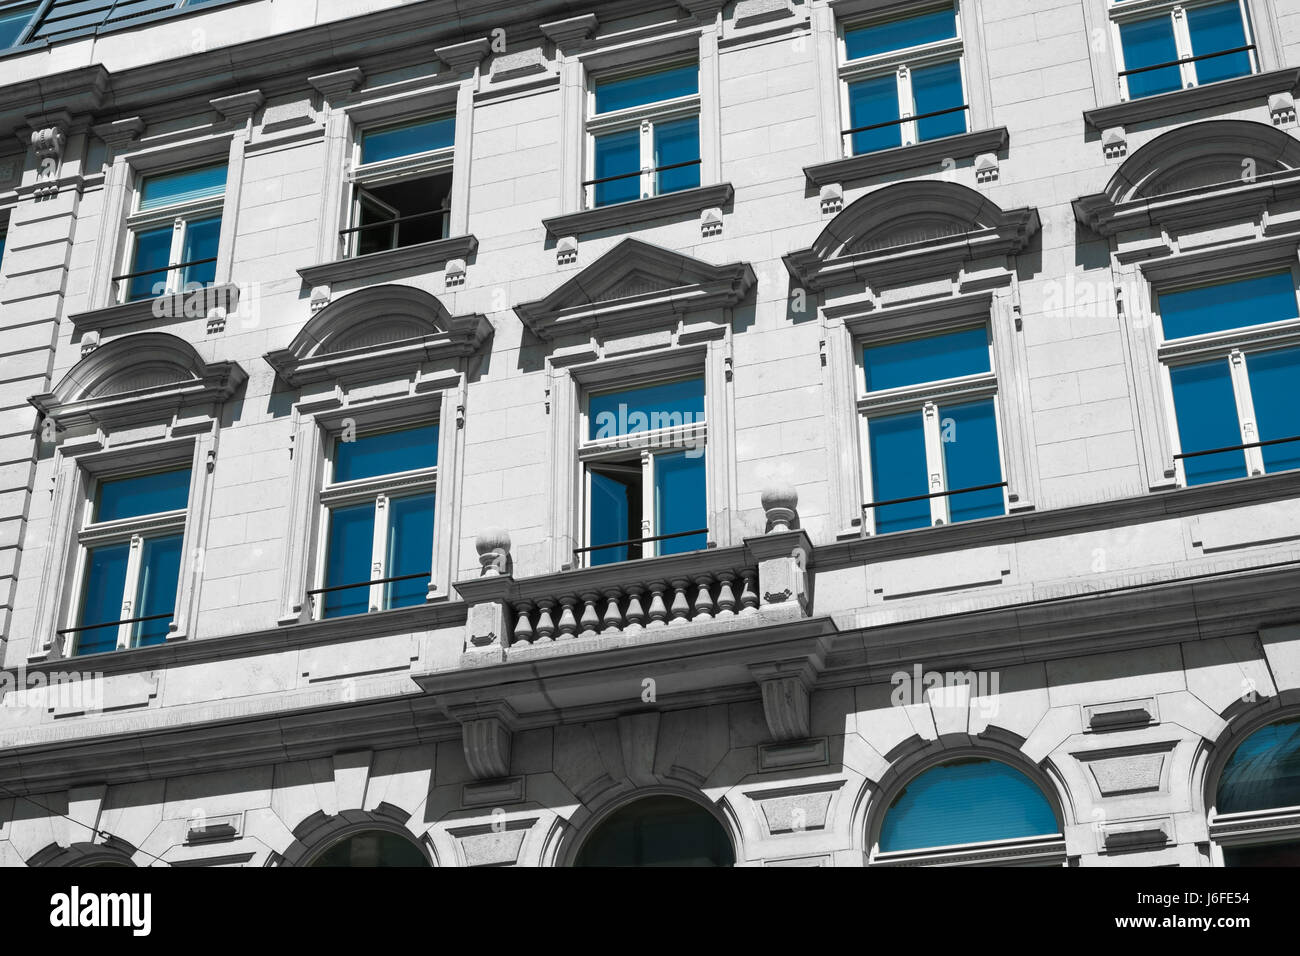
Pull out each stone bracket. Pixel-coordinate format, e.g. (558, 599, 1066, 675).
(751, 657, 820, 742)
(450, 701, 516, 780)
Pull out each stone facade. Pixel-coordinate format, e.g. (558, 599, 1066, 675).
(0, 0, 1298, 866)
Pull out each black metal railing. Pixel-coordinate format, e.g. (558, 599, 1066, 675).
(111, 256, 217, 285)
(842, 103, 969, 138)
(1119, 43, 1255, 78)
(57, 612, 172, 636)
(307, 571, 431, 599)
(573, 527, 709, 560)
(582, 158, 702, 188)
(1175, 434, 1300, 461)
(337, 209, 449, 237)
(863, 480, 1007, 512)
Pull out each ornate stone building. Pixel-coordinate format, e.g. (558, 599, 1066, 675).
(0, 0, 1299, 867)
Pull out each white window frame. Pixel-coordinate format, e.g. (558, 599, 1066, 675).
(0, 0, 41, 50)
(1153, 265, 1300, 487)
(309, 419, 440, 621)
(1109, 0, 1259, 101)
(119, 164, 226, 303)
(836, 2, 968, 156)
(855, 324, 1009, 533)
(584, 59, 702, 210)
(577, 374, 709, 568)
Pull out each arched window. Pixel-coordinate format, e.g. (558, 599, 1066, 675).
(308, 830, 429, 867)
(1213, 717, 1300, 866)
(575, 796, 734, 867)
(875, 758, 1062, 864)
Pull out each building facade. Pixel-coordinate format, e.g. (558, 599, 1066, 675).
(0, 0, 1299, 866)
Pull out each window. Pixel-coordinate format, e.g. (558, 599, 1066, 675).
(1110, 0, 1257, 100)
(1214, 718, 1300, 866)
(858, 326, 1006, 534)
(308, 830, 430, 867)
(838, 4, 967, 156)
(575, 796, 734, 867)
(312, 422, 438, 619)
(63, 467, 191, 656)
(579, 378, 707, 567)
(1157, 271, 1300, 487)
(118, 161, 226, 302)
(0, 3, 37, 50)
(586, 62, 700, 208)
(343, 115, 455, 258)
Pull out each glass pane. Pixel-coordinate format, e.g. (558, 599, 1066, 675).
(311, 831, 430, 867)
(845, 7, 957, 60)
(0, 5, 35, 49)
(912, 60, 966, 141)
(139, 162, 227, 211)
(323, 503, 375, 619)
(1119, 15, 1182, 99)
(1248, 347, 1300, 474)
(95, 468, 192, 522)
(595, 64, 698, 114)
(385, 493, 434, 609)
(1187, 1, 1251, 85)
(868, 410, 930, 534)
(1170, 360, 1247, 485)
(879, 759, 1059, 853)
(1217, 718, 1300, 814)
(1159, 272, 1297, 339)
(1223, 842, 1300, 866)
(127, 225, 174, 301)
(333, 423, 439, 483)
(864, 327, 990, 392)
(575, 796, 734, 867)
(593, 128, 641, 207)
(848, 74, 902, 155)
(589, 465, 642, 566)
(361, 116, 455, 164)
(133, 534, 182, 646)
(654, 117, 700, 196)
(940, 399, 1004, 524)
(654, 451, 707, 556)
(588, 379, 705, 440)
(76, 543, 130, 656)
(180, 215, 221, 289)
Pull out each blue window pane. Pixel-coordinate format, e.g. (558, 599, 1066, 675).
(654, 117, 700, 196)
(76, 543, 130, 656)
(590, 467, 640, 566)
(594, 128, 641, 207)
(595, 64, 698, 114)
(941, 399, 1004, 523)
(848, 75, 902, 155)
(1170, 360, 1246, 485)
(128, 225, 174, 301)
(1217, 718, 1300, 814)
(913, 60, 966, 141)
(134, 534, 182, 646)
(868, 410, 930, 534)
(0, 5, 35, 49)
(589, 379, 705, 440)
(139, 163, 227, 211)
(1247, 347, 1300, 474)
(1120, 16, 1181, 99)
(845, 8, 957, 60)
(324, 503, 375, 619)
(1187, 2, 1251, 85)
(654, 451, 707, 556)
(864, 327, 990, 392)
(361, 116, 456, 164)
(181, 215, 221, 289)
(334, 423, 439, 483)
(386, 493, 434, 609)
(880, 759, 1059, 852)
(96, 468, 192, 522)
(1159, 272, 1297, 339)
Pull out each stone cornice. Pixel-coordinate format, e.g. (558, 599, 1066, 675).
(1083, 67, 1300, 132)
(804, 127, 1009, 188)
(296, 234, 478, 287)
(541, 182, 734, 239)
(68, 284, 241, 335)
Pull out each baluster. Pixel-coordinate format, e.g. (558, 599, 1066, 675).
(602, 587, 624, 635)
(646, 582, 669, 629)
(557, 596, 579, 640)
(669, 578, 691, 625)
(715, 571, 737, 618)
(579, 591, 601, 639)
(738, 570, 759, 615)
(624, 585, 646, 632)
(512, 600, 534, 646)
(535, 598, 557, 643)
(693, 574, 715, 623)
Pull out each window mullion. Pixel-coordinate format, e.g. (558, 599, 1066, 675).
(1172, 6, 1196, 88)
(923, 401, 948, 526)
(641, 450, 655, 556)
(166, 218, 186, 295)
(1228, 349, 1266, 476)
(370, 494, 389, 612)
(897, 65, 915, 147)
(117, 533, 145, 650)
(640, 119, 654, 200)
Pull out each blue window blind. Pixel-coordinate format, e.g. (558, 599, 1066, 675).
(847, 74, 902, 155)
(0, 5, 32, 50)
(323, 503, 375, 619)
(1247, 347, 1300, 474)
(1217, 718, 1300, 815)
(134, 533, 182, 645)
(653, 116, 701, 195)
(1120, 16, 1181, 98)
(879, 759, 1059, 852)
(1159, 272, 1297, 339)
(76, 543, 130, 656)
(595, 64, 698, 114)
(128, 225, 174, 302)
(138, 163, 227, 211)
(589, 467, 641, 566)
(589, 379, 705, 440)
(95, 468, 192, 522)
(868, 410, 930, 533)
(654, 451, 707, 556)
(361, 116, 455, 165)
(386, 493, 435, 609)
(845, 7, 957, 60)
(941, 399, 1004, 523)
(181, 215, 221, 288)
(1170, 360, 1245, 485)
(334, 423, 439, 483)
(1187, 1, 1252, 85)
(864, 327, 990, 392)
(593, 128, 641, 207)
(912, 60, 966, 141)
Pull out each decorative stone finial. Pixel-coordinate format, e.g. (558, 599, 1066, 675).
(761, 482, 798, 533)
(476, 528, 511, 576)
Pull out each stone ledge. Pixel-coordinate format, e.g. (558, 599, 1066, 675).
(542, 183, 734, 239)
(1083, 68, 1300, 131)
(68, 284, 241, 334)
(803, 127, 1009, 188)
(297, 234, 478, 286)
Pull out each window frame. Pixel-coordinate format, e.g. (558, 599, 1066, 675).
(1206, 710, 1300, 866)
(119, 161, 227, 303)
(0, 0, 41, 52)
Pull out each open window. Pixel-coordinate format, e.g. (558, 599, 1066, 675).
(1109, 0, 1258, 101)
(0, 2, 38, 50)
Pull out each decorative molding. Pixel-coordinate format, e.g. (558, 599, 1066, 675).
(1270, 91, 1297, 126)
(296, 234, 478, 287)
(1085, 698, 1157, 732)
(1082, 67, 1300, 132)
(803, 127, 1009, 188)
(68, 284, 241, 335)
(542, 182, 734, 239)
(538, 14, 598, 47)
(435, 37, 492, 73)
(307, 68, 365, 99)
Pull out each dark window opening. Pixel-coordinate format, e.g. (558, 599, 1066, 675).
(354, 172, 451, 257)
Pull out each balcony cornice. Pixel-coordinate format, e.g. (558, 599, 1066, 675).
(804, 127, 1009, 188)
(296, 234, 478, 288)
(1083, 67, 1300, 132)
